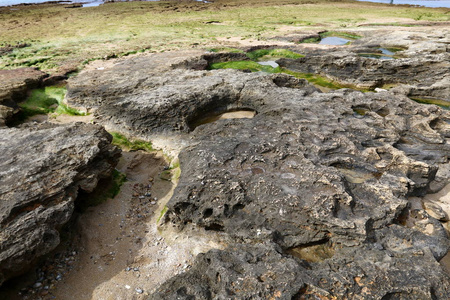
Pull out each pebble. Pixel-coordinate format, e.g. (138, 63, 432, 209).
(136, 288, 144, 294)
(125, 285, 131, 289)
(125, 267, 132, 271)
(151, 201, 156, 205)
(33, 282, 43, 288)
(133, 267, 140, 272)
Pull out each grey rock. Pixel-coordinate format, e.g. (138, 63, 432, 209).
(277, 51, 449, 90)
(151, 243, 308, 300)
(65, 51, 450, 298)
(0, 67, 47, 126)
(0, 122, 120, 285)
(0, 67, 47, 107)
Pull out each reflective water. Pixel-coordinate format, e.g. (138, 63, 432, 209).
(257, 61, 279, 68)
(357, 0, 450, 8)
(319, 37, 350, 46)
(358, 48, 396, 60)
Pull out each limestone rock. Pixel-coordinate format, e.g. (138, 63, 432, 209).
(0, 67, 47, 107)
(0, 122, 120, 285)
(0, 67, 47, 126)
(65, 52, 450, 298)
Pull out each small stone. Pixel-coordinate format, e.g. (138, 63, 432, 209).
(151, 201, 156, 205)
(56, 274, 62, 281)
(133, 267, 139, 271)
(125, 285, 131, 289)
(33, 282, 43, 288)
(136, 288, 144, 294)
(125, 267, 131, 271)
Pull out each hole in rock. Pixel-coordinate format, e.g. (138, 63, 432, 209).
(352, 106, 370, 118)
(205, 223, 224, 231)
(188, 108, 257, 130)
(74, 175, 121, 213)
(286, 240, 335, 263)
(376, 107, 390, 117)
(331, 162, 380, 184)
(203, 208, 213, 218)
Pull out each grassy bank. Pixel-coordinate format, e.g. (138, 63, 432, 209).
(19, 86, 86, 117)
(0, 0, 449, 72)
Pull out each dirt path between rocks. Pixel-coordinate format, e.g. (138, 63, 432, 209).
(1, 145, 224, 300)
(46, 150, 224, 300)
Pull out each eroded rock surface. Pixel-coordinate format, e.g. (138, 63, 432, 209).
(0, 122, 120, 285)
(0, 67, 47, 126)
(277, 28, 450, 101)
(65, 50, 450, 298)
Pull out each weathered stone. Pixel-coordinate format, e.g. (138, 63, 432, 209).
(0, 67, 47, 107)
(65, 51, 450, 298)
(0, 67, 48, 126)
(0, 122, 120, 285)
(0, 105, 14, 127)
(277, 52, 449, 90)
(151, 243, 308, 300)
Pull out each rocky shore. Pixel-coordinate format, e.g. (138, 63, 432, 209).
(59, 26, 450, 298)
(0, 14, 449, 300)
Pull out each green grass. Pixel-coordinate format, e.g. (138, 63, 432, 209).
(280, 68, 347, 90)
(1, 0, 448, 72)
(19, 86, 85, 117)
(210, 60, 277, 73)
(208, 47, 244, 53)
(246, 48, 304, 60)
(209, 60, 351, 90)
(299, 37, 321, 43)
(110, 132, 154, 152)
(319, 31, 362, 40)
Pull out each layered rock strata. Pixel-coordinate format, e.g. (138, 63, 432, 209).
(0, 67, 47, 127)
(0, 122, 120, 285)
(65, 51, 450, 298)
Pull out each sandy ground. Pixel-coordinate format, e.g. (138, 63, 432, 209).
(1, 113, 226, 299)
(42, 150, 225, 300)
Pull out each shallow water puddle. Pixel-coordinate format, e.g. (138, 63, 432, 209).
(257, 61, 279, 68)
(190, 109, 256, 129)
(319, 37, 350, 45)
(358, 48, 397, 60)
